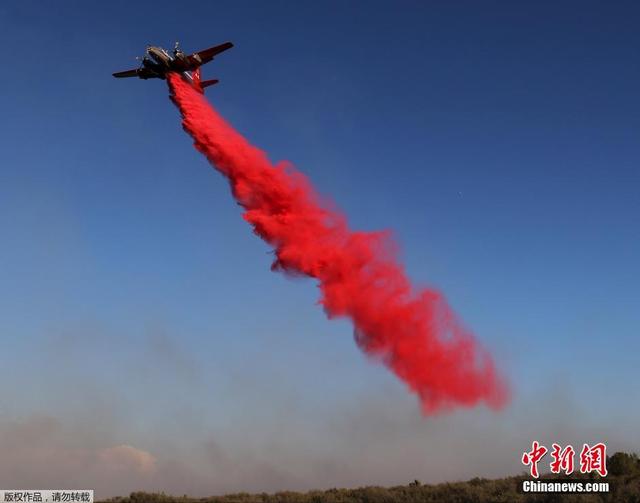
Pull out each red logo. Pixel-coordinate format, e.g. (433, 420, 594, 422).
(521, 442, 607, 478)
(550, 443, 575, 475)
(522, 441, 548, 478)
(580, 443, 608, 477)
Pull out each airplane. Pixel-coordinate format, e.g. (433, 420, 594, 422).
(113, 41, 233, 93)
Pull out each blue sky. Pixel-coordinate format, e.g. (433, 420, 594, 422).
(0, 0, 638, 497)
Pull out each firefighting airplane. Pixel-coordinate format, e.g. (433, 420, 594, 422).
(113, 41, 233, 93)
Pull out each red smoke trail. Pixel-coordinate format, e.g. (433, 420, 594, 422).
(168, 73, 509, 414)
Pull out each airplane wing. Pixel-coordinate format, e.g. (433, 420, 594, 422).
(113, 68, 141, 78)
(188, 42, 233, 65)
(113, 67, 160, 79)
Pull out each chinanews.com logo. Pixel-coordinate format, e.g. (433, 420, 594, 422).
(519, 441, 610, 494)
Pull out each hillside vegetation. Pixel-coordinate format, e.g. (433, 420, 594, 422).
(103, 452, 640, 503)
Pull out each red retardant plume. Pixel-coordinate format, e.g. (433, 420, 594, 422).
(168, 73, 509, 414)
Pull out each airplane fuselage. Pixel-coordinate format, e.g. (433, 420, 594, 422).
(140, 46, 197, 83)
(113, 41, 233, 93)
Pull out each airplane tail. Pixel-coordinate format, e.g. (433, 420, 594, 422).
(201, 79, 219, 90)
(192, 67, 202, 92)
(191, 68, 219, 93)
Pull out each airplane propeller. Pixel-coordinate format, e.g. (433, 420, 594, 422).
(135, 55, 148, 68)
